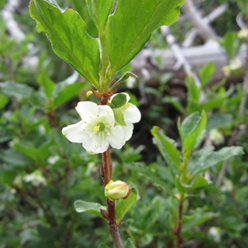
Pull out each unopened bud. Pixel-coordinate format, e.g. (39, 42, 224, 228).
(105, 180, 129, 201)
(86, 91, 93, 97)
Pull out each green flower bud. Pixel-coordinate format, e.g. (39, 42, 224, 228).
(105, 180, 129, 201)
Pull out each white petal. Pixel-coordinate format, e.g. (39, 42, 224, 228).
(123, 104, 141, 123)
(107, 125, 126, 149)
(97, 105, 115, 125)
(62, 121, 89, 143)
(83, 132, 109, 154)
(122, 122, 134, 141)
(75, 101, 98, 120)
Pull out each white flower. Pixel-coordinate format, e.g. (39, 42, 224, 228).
(238, 28, 248, 40)
(23, 170, 47, 187)
(110, 93, 141, 141)
(209, 129, 224, 146)
(229, 57, 242, 71)
(62, 102, 126, 154)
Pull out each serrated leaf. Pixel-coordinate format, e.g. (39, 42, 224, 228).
(115, 185, 139, 224)
(151, 126, 181, 169)
(30, 0, 100, 87)
(124, 238, 136, 248)
(111, 93, 127, 108)
(38, 74, 55, 99)
(74, 200, 107, 219)
(107, 0, 184, 75)
(199, 62, 215, 87)
(190, 146, 244, 176)
(85, 0, 115, 30)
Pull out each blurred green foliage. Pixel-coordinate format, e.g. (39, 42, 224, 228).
(0, 0, 247, 248)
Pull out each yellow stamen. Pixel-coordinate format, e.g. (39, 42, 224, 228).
(94, 125, 100, 132)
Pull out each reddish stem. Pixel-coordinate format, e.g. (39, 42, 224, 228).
(100, 94, 124, 248)
(173, 201, 184, 248)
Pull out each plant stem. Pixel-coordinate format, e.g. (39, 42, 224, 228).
(101, 97, 124, 248)
(174, 194, 184, 248)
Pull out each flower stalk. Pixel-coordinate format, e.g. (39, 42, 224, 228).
(100, 95, 124, 248)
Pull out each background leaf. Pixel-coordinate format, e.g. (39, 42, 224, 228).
(190, 146, 244, 175)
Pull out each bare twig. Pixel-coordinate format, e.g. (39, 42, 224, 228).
(183, 3, 228, 47)
(182, 0, 217, 42)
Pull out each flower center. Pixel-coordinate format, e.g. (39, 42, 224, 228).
(94, 122, 105, 132)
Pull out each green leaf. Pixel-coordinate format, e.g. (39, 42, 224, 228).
(0, 94, 8, 109)
(13, 143, 38, 162)
(111, 93, 127, 108)
(181, 111, 207, 155)
(151, 126, 181, 170)
(1, 149, 33, 168)
(54, 82, 86, 108)
(135, 162, 169, 192)
(69, 0, 98, 37)
(113, 108, 126, 126)
(199, 62, 215, 87)
(182, 209, 218, 232)
(190, 146, 244, 175)
(38, 74, 55, 99)
(237, 0, 248, 14)
(206, 114, 233, 131)
(124, 238, 136, 248)
(221, 32, 237, 59)
(112, 72, 138, 90)
(107, 0, 184, 75)
(0, 82, 33, 98)
(185, 76, 201, 114)
(175, 175, 210, 193)
(85, 0, 115, 30)
(74, 200, 107, 219)
(115, 185, 139, 224)
(1, 171, 16, 185)
(30, 0, 100, 87)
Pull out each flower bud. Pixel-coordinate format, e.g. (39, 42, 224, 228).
(105, 180, 129, 201)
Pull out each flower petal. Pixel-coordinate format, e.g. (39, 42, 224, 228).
(62, 121, 89, 143)
(123, 104, 141, 123)
(75, 101, 98, 120)
(97, 105, 115, 125)
(83, 132, 109, 154)
(107, 125, 126, 149)
(121, 122, 134, 141)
